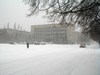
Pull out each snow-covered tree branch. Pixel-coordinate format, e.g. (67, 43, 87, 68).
(24, 0, 100, 43)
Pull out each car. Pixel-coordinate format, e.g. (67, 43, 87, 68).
(80, 44, 86, 48)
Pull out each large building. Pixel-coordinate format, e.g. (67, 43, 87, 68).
(0, 24, 89, 44)
(31, 24, 68, 44)
(0, 28, 30, 43)
(31, 24, 89, 44)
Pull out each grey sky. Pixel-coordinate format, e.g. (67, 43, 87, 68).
(0, 0, 48, 31)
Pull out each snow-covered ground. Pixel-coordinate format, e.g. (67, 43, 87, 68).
(0, 44, 100, 75)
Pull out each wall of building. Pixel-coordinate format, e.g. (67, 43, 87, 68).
(0, 28, 30, 43)
(31, 24, 68, 44)
(31, 24, 90, 44)
(0, 24, 90, 44)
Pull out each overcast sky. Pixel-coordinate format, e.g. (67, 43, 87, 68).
(0, 0, 48, 31)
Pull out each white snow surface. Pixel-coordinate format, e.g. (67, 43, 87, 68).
(0, 44, 100, 75)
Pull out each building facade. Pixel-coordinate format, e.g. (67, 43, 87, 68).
(31, 24, 68, 44)
(31, 24, 90, 44)
(0, 28, 30, 43)
(0, 24, 89, 44)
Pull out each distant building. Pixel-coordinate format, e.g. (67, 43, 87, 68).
(0, 24, 90, 44)
(0, 28, 30, 43)
(31, 24, 89, 44)
(31, 24, 68, 44)
(66, 26, 90, 44)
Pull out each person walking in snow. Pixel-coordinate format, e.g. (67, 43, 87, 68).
(26, 42, 29, 48)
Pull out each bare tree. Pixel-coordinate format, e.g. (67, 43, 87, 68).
(23, 0, 100, 42)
